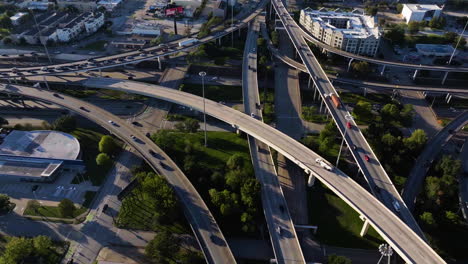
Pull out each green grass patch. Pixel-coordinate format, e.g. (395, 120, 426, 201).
(260, 91, 275, 124)
(180, 83, 243, 102)
(302, 106, 328, 123)
(72, 128, 122, 186)
(80, 40, 108, 51)
(24, 205, 86, 219)
(308, 183, 384, 248)
(338, 92, 392, 105)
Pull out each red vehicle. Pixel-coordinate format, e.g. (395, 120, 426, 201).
(364, 155, 370, 162)
(329, 94, 341, 108)
(346, 122, 352, 129)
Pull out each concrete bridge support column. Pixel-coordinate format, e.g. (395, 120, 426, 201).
(157, 57, 162, 70)
(43, 76, 49, 90)
(360, 218, 370, 237)
(99, 68, 102, 77)
(442, 71, 449, 85)
(313, 84, 318, 101)
(412, 69, 419, 81)
(269, 3, 273, 20)
(319, 99, 324, 113)
(307, 173, 316, 187)
(380, 65, 386, 76)
(363, 87, 367, 97)
(446, 93, 452, 104)
(307, 76, 311, 89)
(347, 58, 354, 72)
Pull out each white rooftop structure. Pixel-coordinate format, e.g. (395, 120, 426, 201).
(0, 130, 80, 160)
(301, 8, 379, 39)
(300, 8, 381, 56)
(401, 4, 442, 23)
(10, 12, 27, 26)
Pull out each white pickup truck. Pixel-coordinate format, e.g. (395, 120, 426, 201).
(178, 38, 199, 47)
(315, 158, 333, 171)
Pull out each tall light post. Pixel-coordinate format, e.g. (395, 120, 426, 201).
(336, 114, 354, 167)
(448, 19, 468, 65)
(30, 9, 52, 63)
(199, 71, 208, 147)
(377, 244, 393, 264)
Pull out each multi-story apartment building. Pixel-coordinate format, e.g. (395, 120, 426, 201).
(300, 8, 381, 57)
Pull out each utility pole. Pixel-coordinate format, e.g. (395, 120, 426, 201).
(199, 71, 208, 147)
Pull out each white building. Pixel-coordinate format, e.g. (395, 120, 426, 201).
(10, 12, 27, 26)
(401, 4, 442, 23)
(300, 8, 381, 57)
(131, 22, 162, 36)
(84, 12, 105, 33)
(97, 0, 123, 12)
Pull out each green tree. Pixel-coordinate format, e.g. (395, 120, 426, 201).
(425, 176, 441, 202)
(396, 3, 403, 13)
(225, 170, 245, 190)
(98, 135, 118, 155)
(150, 36, 163, 45)
(403, 129, 427, 153)
(381, 104, 400, 121)
(419, 212, 436, 228)
(175, 118, 200, 133)
(384, 25, 405, 44)
(214, 56, 226, 65)
(33, 235, 52, 256)
(208, 189, 240, 216)
(352, 101, 373, 122)
(271, 31, 279, 46)
(0, 194, 11, 213)
(259, 55, 268, 66)
(400, 104, 413, 127)
(140, 173, 177, 216)
(176, 250, 205, 264)
(256, 37, 265, 47)
(52, 115, 76, 132)
(240, 178, 260, 208)
(365, 6, 378, 16)
(4, 237, 33, 262)
(0, 14, 11, 28)
(145, 230, 179, 264)
(445, 211, 460, 225)
(226, 153, 244, 170)
(351, 61, 371, 76)
(58, 198, 75, 218)
(429, 17, 445, 29)
(408, 21, 420, 34)
(328, 254, 352, 264)
(436, 155, 461, 178)
(27, 200, 41, 214)
(96, 153, 112, 166)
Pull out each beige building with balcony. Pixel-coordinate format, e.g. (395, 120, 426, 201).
(300, 8, 381, 57)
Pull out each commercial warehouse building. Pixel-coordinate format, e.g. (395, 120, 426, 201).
(401, 4, 442, 23)
(300, 8, 381, 57)
(0, 130, 84, 183)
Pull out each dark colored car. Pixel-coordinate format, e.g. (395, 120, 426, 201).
(102, 204, 108, 212)
(32, 185, 39, 192)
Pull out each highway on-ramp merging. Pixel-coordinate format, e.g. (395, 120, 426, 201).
(270, 0, 427, 241)
(76, 77, 445, 263)
(242, 18, 305, 263)
(0, 83, 236, 264)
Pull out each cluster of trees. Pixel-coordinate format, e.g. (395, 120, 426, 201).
(197, 16, 222, 38)
(175, 118, 200, 133)
(117, 169, 181, 229)
(208, 154, 261, 233)
(302, 121, 339, 161)
(52, 115, 76, 133)
(351, 61, 371, 77)
(271, 31, 279, 47)
(302, 106, 327, 123)
(421, 155, 461, 222)
(187, 41, 240, 64)
(0, 194, 13, 214)
(0, 236, 55, 263)
(145, 230, 204, 264)
(151, 131, 261, 234)
(328, 254, 352, 264)
(96, 135, 118, 167)
(352, 101, 413, 126)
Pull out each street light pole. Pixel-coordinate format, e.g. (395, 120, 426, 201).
(377, 244, 393, 264)
(448, 19, 468, 66)
(30, 9, 52, 64)
(199, 71, 207, 147)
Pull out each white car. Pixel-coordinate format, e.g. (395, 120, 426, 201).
(392, 200, 401, 212)
(315, 158, 332, 171)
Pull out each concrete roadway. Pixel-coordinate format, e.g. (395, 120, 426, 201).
(271, 0, 427, 242)
(403, 111, 468, 210)
(81, 77, 445, 263)
(0, 84, 236, 264)
(261, 31, 468, 94)
(242, 18, 305, 264)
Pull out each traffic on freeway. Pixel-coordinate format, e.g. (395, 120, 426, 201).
(242, 18, 305, 263)
(0, 0, 267, 80)
(271, 0, 426, 240)
(80, 77, 445, 263)
(0, 84, 236, 264)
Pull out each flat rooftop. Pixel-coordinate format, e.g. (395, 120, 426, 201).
(404, 4, 442, 12)
(0, 130, 80, 160)
(0, 155, 63, 178)
(416, 44, 456, 54)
